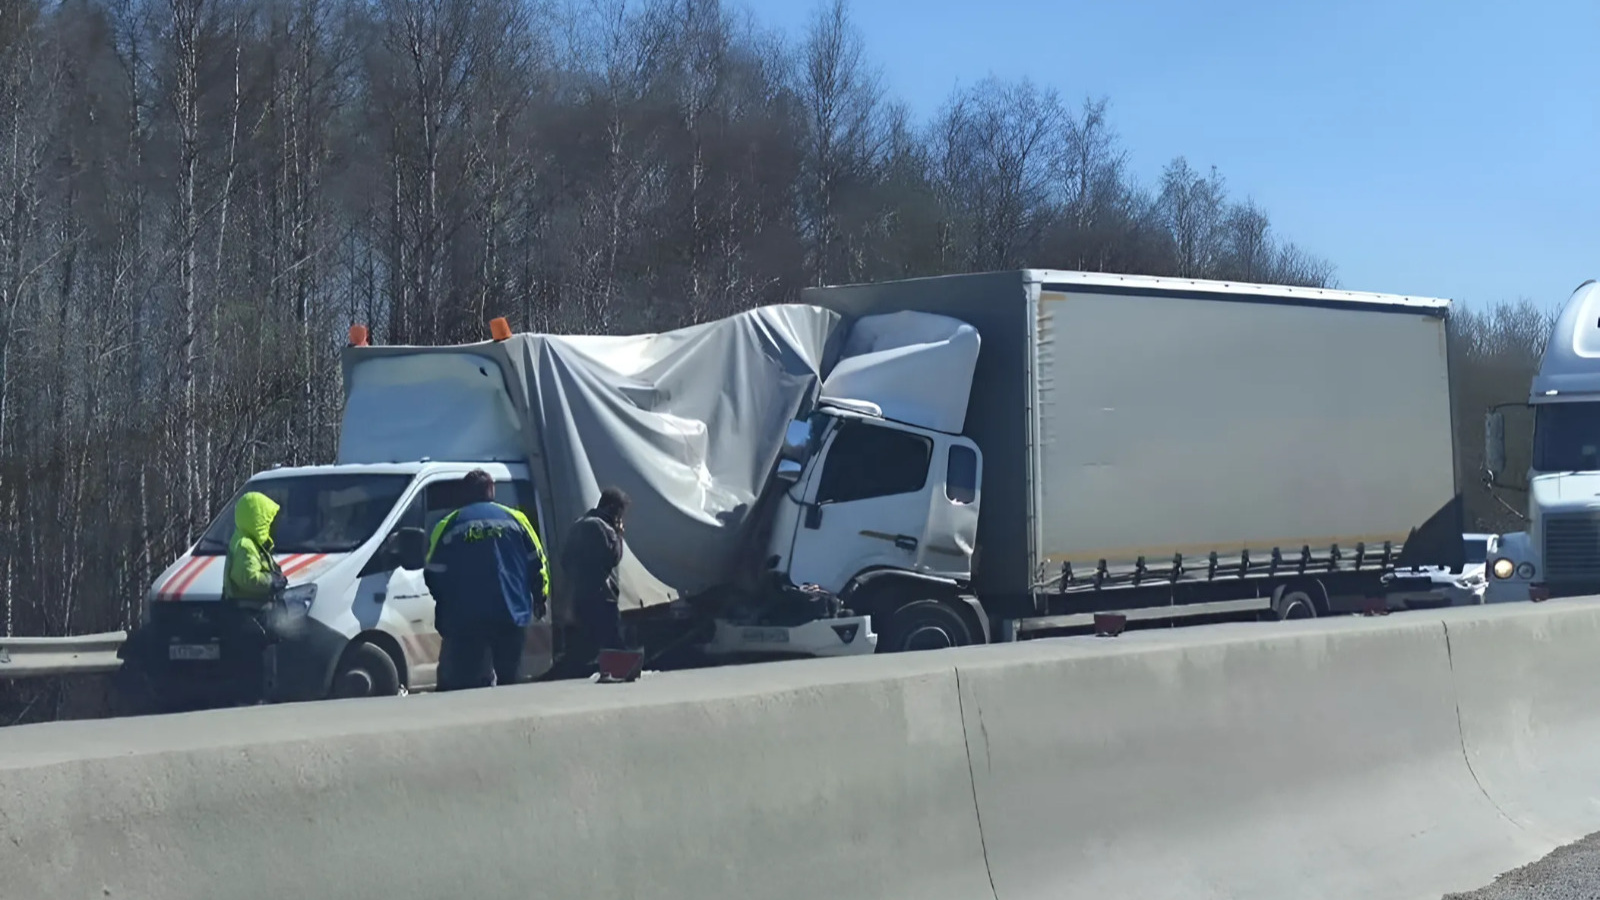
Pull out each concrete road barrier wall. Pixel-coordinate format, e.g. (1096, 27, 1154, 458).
(952, 618, 1548, 900)
(1447, 601, 1600, 845)
(6, 600, 1600, 900)
(0, 658, 993, 900)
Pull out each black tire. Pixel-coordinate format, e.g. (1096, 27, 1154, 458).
(878, 599, 976, 654)
(1270, 587, 1318, 621)
(330, 641, 402, 699)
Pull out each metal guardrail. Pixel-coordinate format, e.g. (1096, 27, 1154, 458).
(0, 632, 126, 678)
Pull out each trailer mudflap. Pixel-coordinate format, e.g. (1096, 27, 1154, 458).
(1393, 493, 1468, 573)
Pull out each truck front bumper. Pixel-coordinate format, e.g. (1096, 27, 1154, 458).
(119, 602, 347, 708)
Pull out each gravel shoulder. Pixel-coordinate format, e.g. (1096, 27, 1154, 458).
(1445, 832, 1600, 900)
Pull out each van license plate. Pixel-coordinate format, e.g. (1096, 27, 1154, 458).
(169, 643, 220, 661)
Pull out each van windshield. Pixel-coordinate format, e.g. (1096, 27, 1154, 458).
(193, 474, 413, 555)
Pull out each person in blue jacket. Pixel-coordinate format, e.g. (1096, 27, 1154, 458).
(424, 469, 549, 691)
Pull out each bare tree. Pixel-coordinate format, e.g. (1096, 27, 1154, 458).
(795, 0, 880, 285)
(0, 0, 1380, 724)
(932, 77, 1066, 270)
(1157, 156, 1226, 278)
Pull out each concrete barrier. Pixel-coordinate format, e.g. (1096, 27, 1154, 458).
(950, 618, 1549, 900)
(0, 657, 993, 900)
(1446, 600, 1600, 845)
(6, 601, 1600, 900)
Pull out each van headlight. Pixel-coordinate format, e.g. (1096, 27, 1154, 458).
(1516, 562, 1536, 580)
(1492, 558, 1516, 580)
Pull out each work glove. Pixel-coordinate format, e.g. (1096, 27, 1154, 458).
(532, 594, 548, 620)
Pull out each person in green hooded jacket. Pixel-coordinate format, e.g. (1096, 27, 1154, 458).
(225, 491, 288, 608)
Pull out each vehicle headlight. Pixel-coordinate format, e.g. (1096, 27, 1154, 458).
(1492, 558, 1516, 580)
(1516, 562, 1536, 580)
(279, 584, 318, 618)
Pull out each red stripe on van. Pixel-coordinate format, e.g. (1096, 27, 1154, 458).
(157, 556, 206, 601)
(170, 557, 215, 601)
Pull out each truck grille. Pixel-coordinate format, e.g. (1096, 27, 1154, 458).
(1543, 512, 1600, 583)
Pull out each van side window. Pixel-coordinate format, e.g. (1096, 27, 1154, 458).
(508, 479, 543, 537)
(946, 445, 978, 505)
(816, 422, 932, 504)
(397, 493, 426, 531)
(421, 480, 473, 538)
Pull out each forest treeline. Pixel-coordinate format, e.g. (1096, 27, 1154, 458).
(0, 0, 1554, 691)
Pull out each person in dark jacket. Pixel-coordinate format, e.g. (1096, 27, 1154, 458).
(561, 487, 629, 654)
(424, 470, 548, 691)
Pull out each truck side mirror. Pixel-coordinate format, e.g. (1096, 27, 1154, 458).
(1485, 411, 1507, 479)
(775, 458, 802, 483)
(393, 527, 428, 571)
(780, 419, 812, 463)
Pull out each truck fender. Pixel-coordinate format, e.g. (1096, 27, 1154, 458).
(841, 569, 989, 644)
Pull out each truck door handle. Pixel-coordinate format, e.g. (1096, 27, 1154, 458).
(894, 535, 918, 551)
(804, 504, 823, 530)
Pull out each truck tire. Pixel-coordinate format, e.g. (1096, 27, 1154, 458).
(330, 641, 402, 699)
(879, 599, 975, 654)
(1270, 587, 1318, 621)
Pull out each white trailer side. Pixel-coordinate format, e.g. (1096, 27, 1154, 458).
(1032, 276, 1456, 584)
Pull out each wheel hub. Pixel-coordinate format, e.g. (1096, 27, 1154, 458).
(904, 625, 954, 652)
(339, 669, 374, 697)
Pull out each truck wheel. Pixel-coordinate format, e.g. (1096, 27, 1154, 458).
(879, 599, 975, 654)
(331, 642, 401, 699)
(1271, 588, 1318, 621)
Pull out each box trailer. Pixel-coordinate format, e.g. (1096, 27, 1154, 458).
(807, 270, 1464, 635)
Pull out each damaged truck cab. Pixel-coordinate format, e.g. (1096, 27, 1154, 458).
(762, 401, 986, 651)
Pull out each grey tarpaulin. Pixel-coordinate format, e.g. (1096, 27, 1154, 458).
(339, 305, 841, 611)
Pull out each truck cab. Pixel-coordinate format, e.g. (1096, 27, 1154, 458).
(1485, 279, 1600, 602)
(761, 400, 986, 653)
(119, 460, 553, 709)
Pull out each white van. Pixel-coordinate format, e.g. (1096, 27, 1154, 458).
(119, 462, 551, 708)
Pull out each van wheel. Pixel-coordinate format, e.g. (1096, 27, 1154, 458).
(879, 599, 975, 653)
(331, 642, 401, 699)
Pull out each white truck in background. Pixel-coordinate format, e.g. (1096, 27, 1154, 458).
(1484, 279, 1600, 603)
(117, 270, 1465, 710)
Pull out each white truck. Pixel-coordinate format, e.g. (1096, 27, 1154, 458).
(117, 270, 1465, 709)
(1483, 279, 1600, 603)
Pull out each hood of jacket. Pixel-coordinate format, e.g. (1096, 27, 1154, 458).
(234, 491, 280, 548)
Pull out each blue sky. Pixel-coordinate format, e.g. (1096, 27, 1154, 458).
(744, 0, 1599, 311)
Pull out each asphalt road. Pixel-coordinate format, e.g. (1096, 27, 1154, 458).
(1445, 831, 1600, 900)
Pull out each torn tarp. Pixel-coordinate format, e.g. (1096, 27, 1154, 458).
(338, 303, 979, 611)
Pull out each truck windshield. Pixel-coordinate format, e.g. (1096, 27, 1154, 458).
(1533, 402, 1600, 472)
(193, 474, 413, 555)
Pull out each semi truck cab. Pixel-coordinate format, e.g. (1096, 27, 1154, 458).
(1485, 279, 1600, 602)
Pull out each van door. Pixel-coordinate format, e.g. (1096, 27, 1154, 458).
(785, 418, 939, 594)
(360, 488, 442, 690)
(504, 478, 555, 682)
